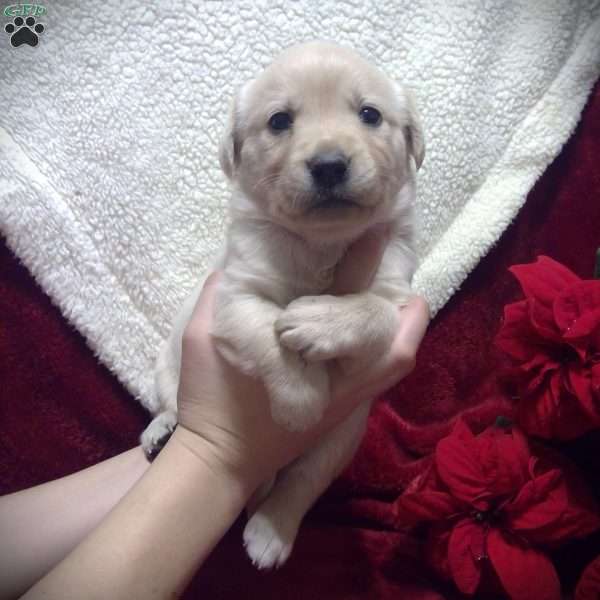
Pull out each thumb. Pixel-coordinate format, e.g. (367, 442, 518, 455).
(330, 225, 390, 295)
(187, 271, 222, 333)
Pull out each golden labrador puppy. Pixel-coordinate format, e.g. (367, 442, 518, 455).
(142, 41, 424, 569)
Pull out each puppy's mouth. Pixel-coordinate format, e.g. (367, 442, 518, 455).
(306, 192, 360, 214)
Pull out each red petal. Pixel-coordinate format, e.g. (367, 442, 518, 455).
(520, 354, 560, 395)
(509, 257, 580, 342)
(435, 420, 488, 508)
(517, 389, 556, 439)
(482, 425, 531, 496)
(529, 297, 562, 341)
(496, 301, 549, 361)
(506, 469, 567, 542)
(508, 464, 600, 545)
(555, 503, 600, 544)
(510, 256, 580, 303)
(487, 529, 561, 600)
(495, 301, 561, 395)
(565, 309, 600, 341)
(554, 280, 600, 334)
(567, 367, 600, 420)
(448, 520, 485, 595)
(516, 372, 594, 440)
(576, 555, 600, 600)
(436, 421, 532, 508)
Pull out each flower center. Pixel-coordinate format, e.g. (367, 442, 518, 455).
(473, 509, 501, 524)
(555, 343, 580, 365)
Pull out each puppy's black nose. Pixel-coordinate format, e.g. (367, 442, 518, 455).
(307, 152, 349, 188)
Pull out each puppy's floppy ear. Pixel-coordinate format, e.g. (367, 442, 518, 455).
(219, 83, 248, 179)
(397, 84, 425, 170)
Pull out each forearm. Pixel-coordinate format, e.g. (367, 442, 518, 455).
(0, 446, 149, 600)
(21, 427, 252, 600)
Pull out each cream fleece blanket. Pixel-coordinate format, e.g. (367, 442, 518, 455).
(1, 1, 599, 409)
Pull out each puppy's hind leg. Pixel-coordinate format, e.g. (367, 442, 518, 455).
(246, 476, 276, 516)
(141, 273, 212, 458)
(140, 338, 181, 457)
(140, 409, 178, 459)
(243, 400, 371, 569)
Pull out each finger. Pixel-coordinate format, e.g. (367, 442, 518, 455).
(390, 295, 430, 355)
(188, 271, 222, 328)
(369, 296, 430, 386)
(330, 224, 390, 295)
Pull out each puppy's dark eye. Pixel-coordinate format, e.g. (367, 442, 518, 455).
(268, 112, 293, 132)
(359, 106, 382, 126)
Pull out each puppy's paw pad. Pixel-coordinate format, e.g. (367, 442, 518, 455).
(276, 296, 344, 360)
(276, 297, 331, 332)
(243, 513, 294, 570)
(279, 328, 338, 361)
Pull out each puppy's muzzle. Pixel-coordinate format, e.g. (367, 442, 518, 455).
(307, 151, 350, 189)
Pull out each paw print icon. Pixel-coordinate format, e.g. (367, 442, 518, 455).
(4, 16, 44, 47)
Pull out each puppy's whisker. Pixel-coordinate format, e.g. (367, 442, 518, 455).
(291, 189, 308, 210)
(264, 174, 285, 187)
(252, 173, 284, 190)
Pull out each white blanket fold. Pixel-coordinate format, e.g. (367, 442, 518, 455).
(1, 0, 599, 409)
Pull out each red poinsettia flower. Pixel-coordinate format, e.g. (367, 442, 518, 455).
(495, 255, 600, 439)
(395, 419, 600, 600)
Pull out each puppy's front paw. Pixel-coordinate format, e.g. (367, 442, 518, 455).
(267, 355, 329, 431)
(276, 295, 356, 361)
(243, 510, 296, 569)
(140, 410, 178, 459)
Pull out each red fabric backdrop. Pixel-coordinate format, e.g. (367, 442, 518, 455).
(1, 82, 599, 599)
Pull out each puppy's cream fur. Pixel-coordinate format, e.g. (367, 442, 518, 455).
(142, 41, 424, 569)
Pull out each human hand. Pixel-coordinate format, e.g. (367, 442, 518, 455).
(174, 229, 429, 495)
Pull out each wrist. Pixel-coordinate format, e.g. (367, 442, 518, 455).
(166, 425, 258, 506)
